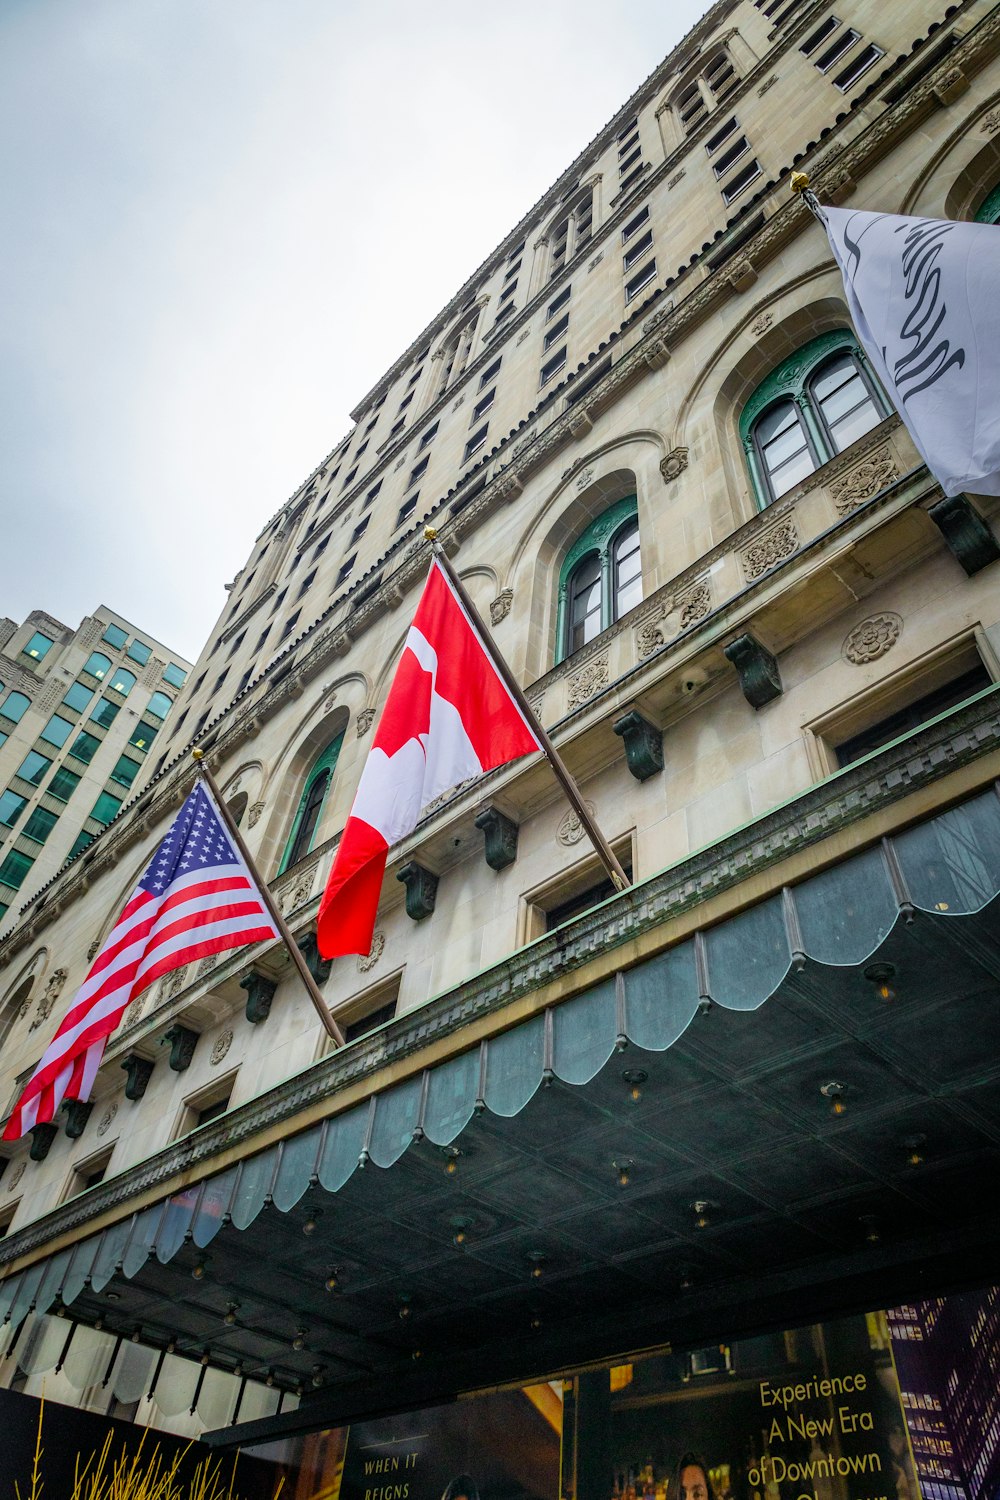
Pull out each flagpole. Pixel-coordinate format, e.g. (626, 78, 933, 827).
(423, 529, 631, 892)
(790, 171, 828, 224)
(192, 751, 346, 1046)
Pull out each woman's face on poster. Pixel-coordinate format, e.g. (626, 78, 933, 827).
(680, 1464, 710, 1500)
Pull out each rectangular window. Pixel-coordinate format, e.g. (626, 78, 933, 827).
(619, 164, 645, 195)
(126, 639, 152, 666)
(312, 535, 330, 563)
(0, 848, 34, 890)
(102, 623, 128, 650)
(279, 610, 301, 643)
(815, 27, 861, 71)
(833, 43, 884, 89)
(23, 806, 58, 844)
(90, 699, 120, 730)
(494, 302, 515, 324)
(128, 721, 158, 752)
(617, 117, 638, 140)
(298, 568, 317, 597)
(407, 364, 423, 387)
(624, 260, 657, 301)
(618, 131, 640, 158)
(479, 357, 501, 389)
(388, 417, 406, 438)
(110, 755, 140, 790)
(623, 230, 654, 271)
(408, 457, 429, 487)
(464, 425, 489, 461)
(712, 135, 749, 178)
(40, 714, 74, 749)
(619, 145, 642, 175)
(227, 630, 246, 660)
(341, 466, 358, 489)
(90, 791, 123, 826)
(706, 116, 738, 154)
(499, 281, 517, 303)
(0, 790, 27, 829)
(503, 260, 521, 282)
(507, 239, 525, 260)
(70, 730, 102, 763)
(363, 481, 382, 508)
(22, 631, 54, 662)
(547, 286, 571, 320)
(336, 555, 356, 587)
(473, 388, 496, 421)
(834, 666, 991, 767)
(397, 392, 414, 413)
(62, 682, 93, 715)
(540, 346, 567, 385)
(50, 766, 81, 801)
(68, 831, 93, 860)
(17, 751, 52, 786)
(395, 497, 418, 529)
(354, 440, 368, 459)
(543, 313, 569, 351)
(622, 205, 650, 243)
(801, 15, 840, 53)
(722, 159, 762, 204)
(163, 663, 187, 688)
(419, 422, 439, 450)
(343, 996, 398, 1044)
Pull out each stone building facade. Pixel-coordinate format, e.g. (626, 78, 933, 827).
(1, 0, 999, 1452)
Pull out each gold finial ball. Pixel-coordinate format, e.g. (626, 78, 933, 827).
(790, 171, 811, 194)
(423, 525, 438, 541)
(192, 748, 204, 762)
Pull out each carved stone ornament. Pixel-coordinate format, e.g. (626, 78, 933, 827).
(396, 862, 439, 922)
(247, 800, 265, 828)
(741, 517, 798, 581)
(567, 654, 609, 707)
(62, 1099, 93, 1140)
(197, 954, 217, 977)
(727, 259, 758, 293)
(474, 805, 520, 871)
(163, 1023, 199, 1072)
(724, 633, 783, 709)
(7, 1160, 26, 1192)
(18, 988, 34, 1020)
(982, 107, 1000, 134)
(490, 589, 513, 625)
(557, 801, 597, 847)
(297, 930, 333, 984)
(758, 73, 779, 96)
(517, 326, 532, 345)
(680, 581, 712, 628)
(751, 313, 773, 336)
(667, 170, 685, 189)
(164, 964, 188, 1000)
(211, 1029, 234, 1066)
(527, 695, 545, 723)
(842, 613, 902, 665)
(121, 1053, 154, 1100)
(288, 865, 316, 911)
(240, 969, 277, 1024)
(87, 936, 102, 961)
(122, 995, 145, 1029)
(356, 706, 376, 738)
(635, 612, 668, 659)
(97, 1103, 118, 1138)
(358, 931, 385, 973)
(934, 66, 969, 105)
(660, 448, 689, 484)
(29, 1123, 58, 1162)
(829, 445, 898, 515)
(588, 252, 604, 270)
(29, 968, 67, 1032)
(575, 467, 595, 492)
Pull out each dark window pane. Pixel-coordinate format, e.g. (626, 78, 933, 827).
(129, 721, 158, 751)
(0, 791, 28, 829)
(69, 731, 102, 764)
(40, 714, 74, 749)
(91, 791, 123, 826)
(23, 806, 58, 844)
(68, 832, 93, 859)
(836, 667, 992, 767)
(102, 623, 127, 649)
(62, 682, 93, 714)
(49, 766, 81, 802)
(287, 768, 332, 867)
(343, 1000, 397, 1044)
(0, 848, 34, 889)
(17, 751, 52, 785)
(90, 699, 120, 730)
(110, 755, 141, 789)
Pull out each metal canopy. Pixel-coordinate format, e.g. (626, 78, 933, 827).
(3, 786, 1000, 1429)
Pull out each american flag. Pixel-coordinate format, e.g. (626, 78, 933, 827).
(2, 780, 279, 1142)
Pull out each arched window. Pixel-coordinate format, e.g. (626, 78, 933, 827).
(83, 651, 111, 680)
(0, 977, 32, 1050)
(1, 692, 31, 724)
(556, 497, 642, 663)
(974, 186, 1000, 225)
(740, 331, 891, 507)
(108, 666, 136, 696)
(147, 691, 173, 720)
(227, 792, 249, 827)
(279, 734, 344, 873)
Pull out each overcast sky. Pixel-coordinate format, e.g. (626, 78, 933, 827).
(1, 0, 706, 662)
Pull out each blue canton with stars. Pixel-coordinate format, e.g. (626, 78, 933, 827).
(138, 783, 240, 896)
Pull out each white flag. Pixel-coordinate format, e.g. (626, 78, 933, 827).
(823, 205, 1000, 497)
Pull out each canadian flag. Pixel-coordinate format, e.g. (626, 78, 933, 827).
(317, 559, 542, 958)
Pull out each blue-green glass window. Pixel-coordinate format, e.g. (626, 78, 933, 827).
(0, 848, 34, 889)
(740, 330, 891, 508)
(0, 790, 28, 829)
(163, 662, 187, 688)
(127, 640, 152, 666)
(129, 720, 158, 751)
(0, 731, 7, 752)
(23, 806, 58, 844)
(49, 766, 81, 802)
(108, 667, 136, 696)
(62, 682, 93, 714)
(555, 496, 641, 663)
(17, 751, 52, 786)
(69, 730, 101, 765)
(1, 692, 31, 724)
(973, 186, 1000, 225)
(90, 699, 120, 730)
(40, 714, 74, 749)
(279, 735, 344, 874)
(102, 623, 128, 650)
(147, 691, 172, 720)
(22, 631, 54, 663)
(68, 831, 93, 860)
(90, 791, 122, 826)
(110, 754, 140, 789)
(83, 652, 111, 680)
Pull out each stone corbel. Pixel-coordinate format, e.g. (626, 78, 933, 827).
(727, 259, 758, 294)
(296, 931, 333, 985)
(240, 969, 278, 1025)
(162, 1024, 199, 1073)
(613, 710, 664, 782)
(121, 1053, 154, 1100)
(660, 448, 689, 484)
(724, 633, 783, 708)
(568, 409, 594, 436)
(934, 67, 969, 105)
(29, 1123, 58, 1162)
(397, 862, 439, 921)
(474, 806, 520, 871)
(927, 494, 1000, 576)
(62, 1099, 94, 1140)
(644, 339, 671, 371)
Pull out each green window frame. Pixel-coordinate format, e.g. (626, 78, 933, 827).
(49, 766, 81, 802)
(110, 754, 141, 790)
(0, 790, 28, 829)
(68, 831, 94, 860)
(83, 652, 111, 680)
(0, 848, 34, 889)
(62, 681, 93, 714)
(69, 730, 102, 765)
(90, 698, 121, 730)
(23, 806, 58, 844)
(102, 623, 128, 650)
(108, 667, 137, 696)
(1, 692, 31, 724)
(40, 714, 74, 749)
(739, 330, 892, 509)
(555, 496, 641, 664)
(974, 185, 1000, 225)
(163, 662, 187, 688)
(129, 720, 158, 751)
(90, 791, 123, 826)
(279, 734, 344, 874)
(17, 751, 52, 786)
(22, 631, 54, 663)
(127, 640, 152, 665)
